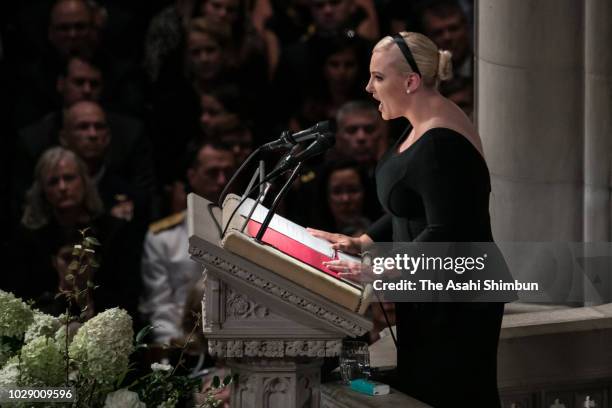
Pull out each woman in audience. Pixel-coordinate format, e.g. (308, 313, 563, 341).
(199, 84, 243, 133)
(9, 147, 142, 321)
(308, 158, 371, 236)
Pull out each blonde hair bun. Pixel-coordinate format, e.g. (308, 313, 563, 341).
(437, 50, 453, 82)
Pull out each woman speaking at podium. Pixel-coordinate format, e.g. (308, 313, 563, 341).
(308, 32, 504, 408)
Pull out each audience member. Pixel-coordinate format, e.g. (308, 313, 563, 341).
(309, 0, 379, 41)
(9, 147, 142, 320)
(336, 100, 387, 171)
(59, 101, 149, 225)
(48, 0, 99, 59)
(140, 141, 235, 344)
(207, 115, 254, 164)
(420, 0, 472, 80)
(290, 33, 370, 129)
(309, 158, 371, 235)
(199, 84, 245, 134)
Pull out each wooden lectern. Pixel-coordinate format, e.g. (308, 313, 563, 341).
(187, 193, 372, 408)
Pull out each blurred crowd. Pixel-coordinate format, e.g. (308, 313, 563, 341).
(0, 0, 474, 372)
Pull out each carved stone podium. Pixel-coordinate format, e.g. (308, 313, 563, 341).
(187, 193, 372, 408)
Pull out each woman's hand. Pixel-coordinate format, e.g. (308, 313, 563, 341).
(322, 259, 378, 283)
(306, 228, 365, 255)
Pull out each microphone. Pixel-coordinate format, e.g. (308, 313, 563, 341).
(261, 120, 336, 151)
(263, 132, 335, 182)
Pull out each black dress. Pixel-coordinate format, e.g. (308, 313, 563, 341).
(367, 127, 505, 408)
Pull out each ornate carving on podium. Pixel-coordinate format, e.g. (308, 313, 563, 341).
(229, 361, 321, 408)
(191, 250, 364, 336)
(226, 288, 269, 320)
(209, 339, 342, 358)
(263, 377, 291, 407)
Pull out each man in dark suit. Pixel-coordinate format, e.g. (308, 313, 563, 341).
(59, 100, 150, 228)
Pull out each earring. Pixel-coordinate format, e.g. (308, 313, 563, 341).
(406, 89, 411, 94)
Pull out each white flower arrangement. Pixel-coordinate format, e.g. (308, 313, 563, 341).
(0, 290, 34, 338)
(69, 308, 134, 387)
(24, 311, 60, 344)
(20, 336, 64, 386)
(0, 356, 20, 387)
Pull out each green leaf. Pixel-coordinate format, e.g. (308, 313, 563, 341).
(79, 265, 88, 275)
(65, 274, 75, 281)
(68, 261, 79, 272)
(223, 375, 232, 386)
(212, 376, 220, 389)
(135, 325, 154, 345)
(84, 236, 101, 247)
(87, 281, 95, 288)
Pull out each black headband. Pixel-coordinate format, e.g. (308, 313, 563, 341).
(392, 34, 421, 76)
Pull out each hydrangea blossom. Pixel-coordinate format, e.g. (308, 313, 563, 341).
(69, 308, 134, 387)
(55, 325, 67, 348)
(20, 336, 64, 386)
(0, 356, 21, 387)
(103, 388, 145, 408)
(24, 311, 60, 344)
(0, 290, 34, 338)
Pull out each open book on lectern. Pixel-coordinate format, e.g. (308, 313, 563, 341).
(220, 194, 372, 315)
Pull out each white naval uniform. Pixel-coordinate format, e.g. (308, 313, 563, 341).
(140, 212, 202, 343)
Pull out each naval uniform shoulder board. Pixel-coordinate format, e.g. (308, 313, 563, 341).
(149, 211, 186, 234)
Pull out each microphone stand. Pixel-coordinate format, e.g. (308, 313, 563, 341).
(220, 146, 301, 239)
(239, 160, 269, 233)
(255, 161, 304, 242)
